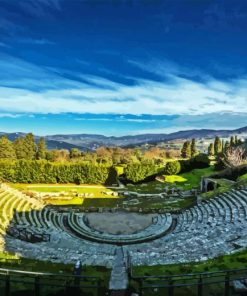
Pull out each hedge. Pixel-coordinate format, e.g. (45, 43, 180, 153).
(0, 160, 111, 184)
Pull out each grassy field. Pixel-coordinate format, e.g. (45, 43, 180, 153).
(12, 183, 116, 194)
(7, 166, 216, 209)
(177, 166, 215, 190)
(125, 181, 167, 194)
(125, 167, 215, 194)
(78, 195, 196, 212)
(10, 183, 122, 205)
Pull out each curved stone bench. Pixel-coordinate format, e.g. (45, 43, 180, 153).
(64, 212, 173, 245)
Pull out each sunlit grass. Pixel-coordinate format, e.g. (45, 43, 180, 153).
(163, 175, 187, 183)
(178, 166, 215, 190)
(9, 183, 122, 205)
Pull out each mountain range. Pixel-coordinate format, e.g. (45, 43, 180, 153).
(1, 126, 247, 151)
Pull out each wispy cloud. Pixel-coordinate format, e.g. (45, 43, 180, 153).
(0, 56, 247, 115)
(0, 54, 247, 117)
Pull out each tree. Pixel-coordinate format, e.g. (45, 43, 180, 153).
(191, 153, 210, 168)
(221, 139, 224, 152)
(14, 137, 27, 159)
(191, 138, 197, 157)
(37, 137, 47, 160)
(24, 133, 37, 160)
(181, 141, 191, 158)
(208, 143, 214, 156)
(70, 148, 81, 159)
(0, 136, 16, 159)
(230, 136, 235, 147)
(96, 147, 112, 164)
(105, 167, 118, 186)
(125, 161, 158, 183)
(164, 161, 181, 175)
(46, 149, 69, 162)
(214, 136, 222, 155)
(235, 135, 238, 145)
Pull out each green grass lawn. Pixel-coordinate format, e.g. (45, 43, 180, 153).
(79, 195, 196, 212)
(10, 183, 122, 205)
(12, 183, 116, 195)
(177, 166, 215, 190)
(124, 167, 215, 194)
(125, 181, 167, 194)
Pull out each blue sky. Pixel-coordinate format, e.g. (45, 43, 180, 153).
(0, 0, 247, 136)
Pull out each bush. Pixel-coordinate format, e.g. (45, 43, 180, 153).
(191, 153, 210, 168)
(179, 154, 210, 173)
(212, 164, 247, 181)
(125, 161, 159, 183)
(164, 161, 181, 175)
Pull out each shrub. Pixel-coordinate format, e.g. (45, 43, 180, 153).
(212, 164, 247, 181)
(125, 161, 159, 183)
(190, 153, 210, 168)
(179, 154, 210, 173)
(164, 161, 181, 175)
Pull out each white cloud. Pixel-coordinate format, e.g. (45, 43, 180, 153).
(0, 113, 23, 118)
(0, 54, 247, 117)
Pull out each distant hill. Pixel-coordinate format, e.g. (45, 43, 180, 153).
(1, 126, 246, 150)
(0, 132, 84, 151)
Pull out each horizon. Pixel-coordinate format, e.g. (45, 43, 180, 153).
(1, 124, 246, 138)
(0, 0, 247, 135)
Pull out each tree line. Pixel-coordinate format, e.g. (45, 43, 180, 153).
(208, 135, 242, 157)
(0, 133, 181, 165)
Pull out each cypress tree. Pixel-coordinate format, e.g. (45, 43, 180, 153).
(191, 138, 197, 157)
(37, 137, 47, 160)
(214, 136, 222, 155)
(181, 141, 191, 158)
(235, 135, 238, 145)
(230, 136, 235, 147)
(221, 139, 224, 151)
(208, 143, 214, 156)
